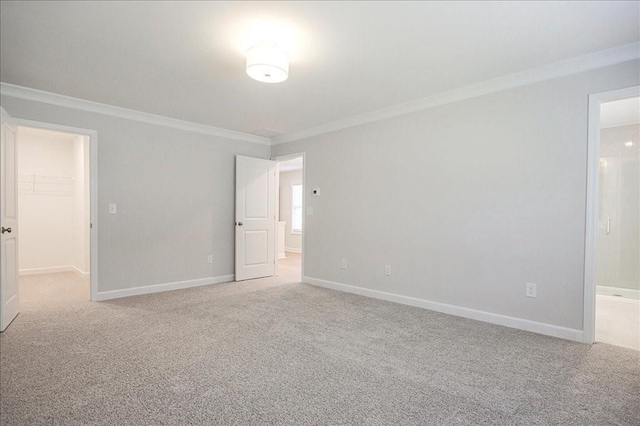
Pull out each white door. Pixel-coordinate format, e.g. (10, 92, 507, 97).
(235, 155, 276, 281)
(0, 108, 19, 331)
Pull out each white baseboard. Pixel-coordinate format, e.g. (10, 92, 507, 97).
(597, 285, 640, 300)
(20, 266, 75, 276)
(20, 265, 90, 277)
(94, 275, 235, 301)
(285, 247, 301, 254)
(71, 266, 90, 277)
(303, 276, 584, 343)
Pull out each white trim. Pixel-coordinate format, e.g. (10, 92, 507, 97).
(597, 294, 640, 306)
(71, 266, 90, 277)
(304, 276, 584, 343)
(596, 286, 640, 300)
(584, 85, 640, 344)
(19, 266, 89, 277)
(19, 266, 75, 276)
(285, 247, 301, 254)
(0, 83, 270, 146)
(272, 42, 640, 145)
(12, 117, 99, 302)
(274, 161, 281, 273)
(94, 275, 234, 301)
(3, 42, 637, 148)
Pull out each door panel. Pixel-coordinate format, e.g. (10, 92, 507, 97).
(244, 164, 270, 219)
(235, 156, 275, 281)
(4, 239, 17, 300)
(1, 107, 19, 331)
(244, 230, 269, 266)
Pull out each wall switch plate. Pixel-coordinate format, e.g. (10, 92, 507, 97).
(307, 207, 314, 216)
(385, 265, 392, 276)
(108, 203, 117, 214)
(341, 259, 347, 269)
(312, 188, 320, 196)
(207, 255, 214, 264)
(526, 282, 537, 298)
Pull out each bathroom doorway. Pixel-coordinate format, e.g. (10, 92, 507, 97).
(586, 89, 639, 351)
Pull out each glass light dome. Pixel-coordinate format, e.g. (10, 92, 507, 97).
(246, 45, 289, 83)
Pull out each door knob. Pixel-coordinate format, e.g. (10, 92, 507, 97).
(237, 222, 243, 226)
(1, 227, 11, 234)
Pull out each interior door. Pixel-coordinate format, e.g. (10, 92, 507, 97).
(1, 107, 19, 331)
(235, 155, 276, 281)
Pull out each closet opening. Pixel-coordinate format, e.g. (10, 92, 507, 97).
(17, 126, 92, 307)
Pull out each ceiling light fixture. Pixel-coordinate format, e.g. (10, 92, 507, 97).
(624, 141, 634, 147)
(246, 44, 289, 83)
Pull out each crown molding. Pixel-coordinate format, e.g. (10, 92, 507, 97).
(3, 41, 638, 147)
(0, 83, 270, 145)
(271, 41, 640, 145)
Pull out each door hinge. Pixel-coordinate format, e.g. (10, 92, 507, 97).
(90, 223, 93, 229)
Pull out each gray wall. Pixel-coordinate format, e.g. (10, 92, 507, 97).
(3, 59, 638, 330)
(1, 96, 270, 292)
(272, 60, 640, 331)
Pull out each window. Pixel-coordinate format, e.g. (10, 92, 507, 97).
(292, 184, 302, 234)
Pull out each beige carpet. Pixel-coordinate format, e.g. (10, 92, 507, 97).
(1, 272, 639, 425)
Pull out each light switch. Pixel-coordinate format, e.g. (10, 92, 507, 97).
(307, 207, 314, 216)
(109, 203, 117, 214)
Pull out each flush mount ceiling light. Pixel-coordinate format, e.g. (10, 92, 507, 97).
(246, 44, 289, 83)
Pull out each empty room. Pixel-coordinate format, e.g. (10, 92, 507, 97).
(1, 1, 639, 425)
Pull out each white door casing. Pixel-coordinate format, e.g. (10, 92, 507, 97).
(235, 155, 276, 281)
(0, 107, 19, 331)
(584, 85, 640, 344)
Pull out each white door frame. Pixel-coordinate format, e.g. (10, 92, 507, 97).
(583, 85, 639, 344)
(272, 152, 305, 280)
(13, 117, 99, 302)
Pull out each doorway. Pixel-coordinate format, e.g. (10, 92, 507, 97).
(585, 87, 639, 350)
(275, 154, 304, 282)
(17, 126, 92, 306)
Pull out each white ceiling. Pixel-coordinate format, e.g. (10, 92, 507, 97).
(1, 1, 639, 139)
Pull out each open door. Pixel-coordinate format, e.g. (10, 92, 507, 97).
(1, 108, 19, 331)
(235, 155, 276, 281)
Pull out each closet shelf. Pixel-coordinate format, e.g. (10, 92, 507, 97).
(18, 174, 75, 196)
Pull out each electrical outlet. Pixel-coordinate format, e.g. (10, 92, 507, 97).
(385, 265, 391, 276)
(526, 282, 537, 298)
(207, 255, 214, 264)
(341, 259, 347, 269)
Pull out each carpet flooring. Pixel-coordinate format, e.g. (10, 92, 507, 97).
(1, 272, 639, 425)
